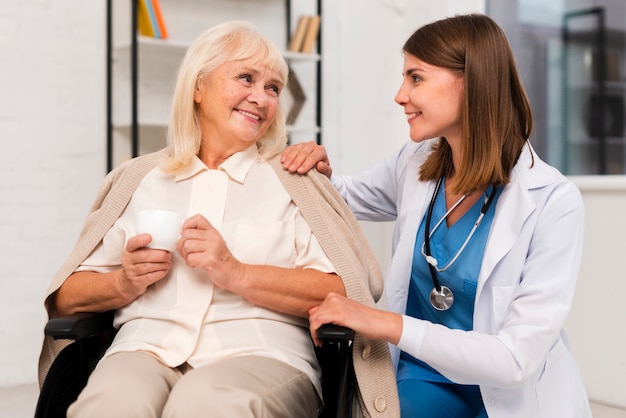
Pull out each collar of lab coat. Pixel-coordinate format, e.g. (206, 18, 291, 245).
(404, 142, 550, 300)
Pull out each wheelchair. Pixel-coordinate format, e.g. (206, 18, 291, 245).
(35, 311, 355, 418)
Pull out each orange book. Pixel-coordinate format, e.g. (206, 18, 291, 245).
(151, 0, 168, 39)
(300, 15, 320, 53)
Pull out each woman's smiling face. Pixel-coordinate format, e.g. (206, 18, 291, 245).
(194, 58, 284, 152)
(394, 53, 464, 146)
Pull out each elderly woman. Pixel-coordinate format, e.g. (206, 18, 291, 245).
(37, 21, 398, 417)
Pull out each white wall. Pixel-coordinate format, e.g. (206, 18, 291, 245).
(322, 0, 486, 174)
(321, 0, 485, 270)
(566, 177, 626, 410)
(0, 0, 106, 388)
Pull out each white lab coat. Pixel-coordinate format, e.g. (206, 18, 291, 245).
(332, 139, 591, 417)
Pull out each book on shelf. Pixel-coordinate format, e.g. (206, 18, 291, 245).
(137, 0, 168, 39)
(300, 15, 320, 54)
(137, 0, 156, 38)
(288, 15, 310, 52)
(151, 0, 168, 39)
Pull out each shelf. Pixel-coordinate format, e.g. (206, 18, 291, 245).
(114, 37, 320, 62)
(113, 120, 168, 129)
(567, 81, 626, 89)
(565, 29, 626, 49)
(282, 50, 321, 62)
(107, 0, 322, 171)
(568, 137, 626, 145)
(115, 36, 189, 55)
(287, 125, 320, 135)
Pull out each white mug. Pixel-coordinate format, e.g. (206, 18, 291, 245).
(136, 209, 183, 251)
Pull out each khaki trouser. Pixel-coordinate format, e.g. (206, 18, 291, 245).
(68, 351, 320, 418)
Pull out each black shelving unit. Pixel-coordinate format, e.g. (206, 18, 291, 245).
(562, 7, 626, 174)
(286, 0, 322, 146)
(105, 0, 322, 173)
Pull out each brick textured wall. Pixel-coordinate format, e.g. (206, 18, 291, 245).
(0, 0, 106, 387)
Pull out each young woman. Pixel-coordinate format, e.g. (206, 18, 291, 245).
(282, 13, 591, 418)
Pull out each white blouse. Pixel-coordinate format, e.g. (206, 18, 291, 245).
(78, 146, 335, 396)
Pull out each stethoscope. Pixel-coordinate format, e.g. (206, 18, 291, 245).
(422, 177, 498, 310)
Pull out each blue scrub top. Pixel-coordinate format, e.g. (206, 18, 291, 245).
(397, 181, 501, 383)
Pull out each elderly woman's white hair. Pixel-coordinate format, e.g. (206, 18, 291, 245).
(163, 20, 289, 173)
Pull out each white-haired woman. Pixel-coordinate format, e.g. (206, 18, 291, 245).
(38, 21, 399, 417)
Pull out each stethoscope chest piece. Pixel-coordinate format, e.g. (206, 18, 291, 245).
(430, 285, 454, 311)
(423, 178, 498, 311)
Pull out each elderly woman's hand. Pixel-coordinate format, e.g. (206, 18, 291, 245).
(119, 234, 173, 300)
(281, 140, 332, 177)
(176, 214, 245, 292)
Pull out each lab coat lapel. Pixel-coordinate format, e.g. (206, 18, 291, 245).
(476, 145, 540, 297)
(387, 150, 433, 315)
(401, 151, 433, 231)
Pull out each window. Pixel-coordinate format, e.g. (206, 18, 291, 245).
(488, 0, 626, 174)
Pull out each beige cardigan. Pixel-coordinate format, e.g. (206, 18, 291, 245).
(38, 148, 400, 417)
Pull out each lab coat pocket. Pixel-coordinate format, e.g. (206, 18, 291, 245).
(491, 285, 517, 330)
(535, 340, 588, 417)
(233, 220, 296, 266)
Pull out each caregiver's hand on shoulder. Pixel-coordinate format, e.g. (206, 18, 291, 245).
(281, 141, 332, 178)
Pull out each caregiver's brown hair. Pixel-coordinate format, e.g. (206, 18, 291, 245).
(406, 14, 534, 195)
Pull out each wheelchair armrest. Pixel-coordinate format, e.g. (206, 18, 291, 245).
(45, 311, 115, 340)
(316, 323, 354, 343)
(37, 312, 116, 417)
(315, 324, 355, 418)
